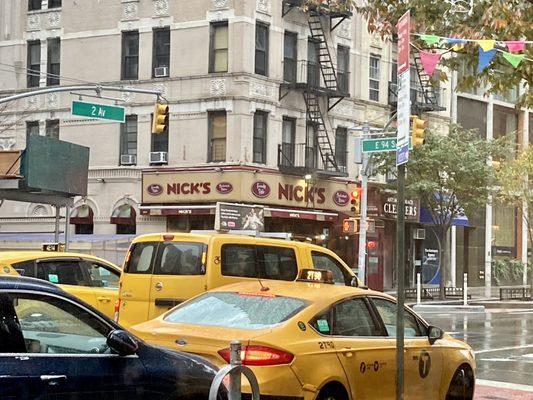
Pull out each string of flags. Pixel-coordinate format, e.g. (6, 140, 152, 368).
(411, 34, 531, 76)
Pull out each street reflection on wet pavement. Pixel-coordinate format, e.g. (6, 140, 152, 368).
(420, 309, 533, 388)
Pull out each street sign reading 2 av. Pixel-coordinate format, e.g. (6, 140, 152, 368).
(71, 100, 125, 122)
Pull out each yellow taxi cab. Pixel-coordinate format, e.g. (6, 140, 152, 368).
(131, 270, 476, 400)
(117, 232, 359, 327)
(0, 251, 121, 319)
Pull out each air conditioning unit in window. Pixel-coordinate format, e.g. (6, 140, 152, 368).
(413, 228, 426, 240)
(120, 154, 137, 165)
(149, 151, 168, 164)
(154, 66, 169, 78)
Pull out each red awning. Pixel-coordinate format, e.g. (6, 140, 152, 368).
(70, 205, 94, 225)
(110, 205, 136, 225)
(139, 205, 216, 216)
(264, 207, 338, 222)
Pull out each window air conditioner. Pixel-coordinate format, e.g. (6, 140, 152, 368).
(149, 151, 168, 164)
(120, 154, 137, 165)
(413, 228, 426, 240)
(154, 66, 169, 78)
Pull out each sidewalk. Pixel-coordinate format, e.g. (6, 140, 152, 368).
(476, 380, 533, 399)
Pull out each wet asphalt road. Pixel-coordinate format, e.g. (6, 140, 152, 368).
(419, 309, 533, 387)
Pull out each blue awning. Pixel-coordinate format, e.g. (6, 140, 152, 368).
(420, 207, 469, 227)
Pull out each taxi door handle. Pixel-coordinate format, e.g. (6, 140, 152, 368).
(341, 347, 355, 357)
(97, 296, 111, 302)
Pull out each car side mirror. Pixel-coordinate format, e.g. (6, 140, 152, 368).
(107, 329, 138, 356)
(428, 325, 444, 345)
(350, 276, 358, 287)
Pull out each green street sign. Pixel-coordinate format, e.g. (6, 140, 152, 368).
(362, 137, 413, 153)
(71, 100, 125, 122)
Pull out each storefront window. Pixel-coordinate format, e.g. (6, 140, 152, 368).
(456, 210, 486, 287)
(493, 106, 518, 140)
(492, 202, 516, 254)
(457, 97, 487, 138)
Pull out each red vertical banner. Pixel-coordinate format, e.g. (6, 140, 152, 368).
(397, 10, 411, 75)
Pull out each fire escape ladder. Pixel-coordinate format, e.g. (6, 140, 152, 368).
(308, 12, 339, 94)
(303, 91, 339, 173)
(413, 51, 439, 109)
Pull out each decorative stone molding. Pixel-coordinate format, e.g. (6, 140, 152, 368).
(0, 137, 16, 150)
(121, 88, 136, 103)
(153, 83, 167, 97)
(153, 0, 169, 16)
(27, 96, 39, 108)
(256, 0, 270, 14)
(337, 19, 351, 39)
(123, 2, 138, 20)
(212, 0, 229, 8)
(47, 12, 61, 29)
(210, 79, 226, 96)
(46, 93, 58, 108)
(31, 205, 49, 217)
(250, 83, 271, 98)
(27, 14, 40, 31)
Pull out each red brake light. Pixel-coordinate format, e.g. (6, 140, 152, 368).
(163, 234, 174, 241)
(113, 299, 121, 323)
(218, 345, 294, 366)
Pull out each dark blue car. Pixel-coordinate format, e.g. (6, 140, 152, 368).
(0, 275, 225, 399)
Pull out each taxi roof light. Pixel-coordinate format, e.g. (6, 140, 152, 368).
(296, 268, 334, 284)
(218, 345, 294, 366)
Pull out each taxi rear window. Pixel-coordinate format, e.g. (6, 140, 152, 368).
(164, 292, 308, 330)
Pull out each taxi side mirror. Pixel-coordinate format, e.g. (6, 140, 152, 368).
(107, 329, 138, 356)
(428, 325, 444, 345)
(350, 276, 358, 287)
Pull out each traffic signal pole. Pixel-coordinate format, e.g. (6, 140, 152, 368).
(357, 122, 370, 285)
(396, 163, 406, 400)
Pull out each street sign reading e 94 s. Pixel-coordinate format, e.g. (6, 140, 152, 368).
(71, 100, 125, 122)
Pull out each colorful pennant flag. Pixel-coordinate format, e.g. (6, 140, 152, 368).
(420, 34, 441, 45)
(477, 48, 497, 73)
(502, 52, 525, 68)
(477, 40, 495, 52)
(419, 51, 442, 76)
(446, 38, 468, 46)
(505, 41, 525, 53)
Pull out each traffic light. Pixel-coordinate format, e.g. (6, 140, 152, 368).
(152, 102, 169, 134)
(350, 187, 362, 216)
(411, 116, 427, 147)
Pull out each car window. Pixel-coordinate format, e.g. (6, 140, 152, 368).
(11, 293, 111, 354)
(81, 261, 120, 289)
(0, 293, 26, 353)
(371, 298, 425, 338)
(332, 298, 380, 336)
(124, 242, 156, 274)
(11, 260, 36, 277)
(154, 242, 206, 275)
(164, 292, 308, 330)
(221, 245, 298, 280)
(310, 309, 332, 335)
(36, 260, 89, 286)
(311, 251, 349, 285)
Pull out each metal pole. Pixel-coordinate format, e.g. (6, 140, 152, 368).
(64, 205, 70, 251)
(396, 163, 406, 400)
(463, 273, 468, 306)
(416, 272, 421, 306)
(229, 340, 242, 400)
(0, 85, 163, 105)
(54, 205, 60, 243)
(358, 122, 369, 285)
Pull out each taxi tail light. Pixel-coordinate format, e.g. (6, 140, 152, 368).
(218, 345, 294, 366)
(113, 298, 121, 323)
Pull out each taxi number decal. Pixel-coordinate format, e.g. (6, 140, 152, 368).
(318, 341, 334, 349)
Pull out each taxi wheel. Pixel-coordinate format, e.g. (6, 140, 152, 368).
(317, 383, 348, 400)
(445, 364, 474, 400)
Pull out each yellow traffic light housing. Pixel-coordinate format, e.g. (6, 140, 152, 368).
(152, 102, 169, 134)
(411, 116, 427, 148)
(350, 188, 362, 216)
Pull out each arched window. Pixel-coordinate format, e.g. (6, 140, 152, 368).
(111, 204, 136, 234)
(70, 205, 94, 234)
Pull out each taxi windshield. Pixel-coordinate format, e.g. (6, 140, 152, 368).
(164, 292, 309, 330)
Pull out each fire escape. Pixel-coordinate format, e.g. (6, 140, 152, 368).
(279, 1, 351, 178)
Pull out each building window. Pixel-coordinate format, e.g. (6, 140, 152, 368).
(283, 32, 297, 83)
(335, 127, 347, 169)
(369, 55, 380, 101)
(253, 111, 268, 164)
(28, 0, 41, 11)
(26, 121, 39, 137)
(45, 119, 59, 139)
(457, 97, 487, 139)
(120, 115, 137, 165)
(47, 38, 60, 86)
(48, 0, 61, 8)
(153, 27, 170, 77)
(27, 40, 40, 88)
(308, 39, 320, 88)
(337, 45, 349, 94)
(209, 22, 228, 73)
(121, 31, 139, 80)
(280, 117, 296, 166)
(208, 111, 227, 162)
(255, 22, 269, 76)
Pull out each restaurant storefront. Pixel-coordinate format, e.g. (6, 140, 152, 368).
(140, 165, 358, 264)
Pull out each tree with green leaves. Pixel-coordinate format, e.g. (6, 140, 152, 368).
(496, 145, 533, 287)
(373, 125, 509, 297)
(353, 0, 532, 107)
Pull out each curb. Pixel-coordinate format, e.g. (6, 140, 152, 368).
(412, 304, 485, 313)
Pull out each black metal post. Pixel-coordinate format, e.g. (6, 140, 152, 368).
(396, 163, 406, 400)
